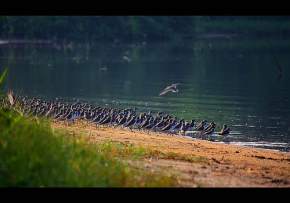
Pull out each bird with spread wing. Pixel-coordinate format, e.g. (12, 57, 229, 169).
(159, 83, 180, 96)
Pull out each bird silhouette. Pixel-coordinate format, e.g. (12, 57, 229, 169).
(159, 83, 180, 96)
(218, 124, 231, 135)
(7, 90, 15, 106)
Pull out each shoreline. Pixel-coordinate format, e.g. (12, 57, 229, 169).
(180, 135, 289, 153)
(52, 120, 290, 187)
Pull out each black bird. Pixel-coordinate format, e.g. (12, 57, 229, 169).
(180, 121, 193, 135)
(117, 115, 127, 125)
(65, 111, 74, 120)
(133, 116, 143, 128)
(204, 122, 216, 132)
(83, 111, 93, 120)
(111, 113, 118, 124)
(57, 109, 71, 121)
(99, 115, 111, 125)
(92, 113, 103, 123)
(54, 109, 64, 119)
(203, 125, 216, 135)
(161, 120, 173, 131)
(153, 117, 165, 128)
(195, 120, 207, 131)
(96, 114, 108, 124)
(38, 108, 47, 117)
(187, 119, 195, 131)
(218, 124, 231, 135)
(144, 119, 155, 130)
(124, 115, 136, 127)
(44, 104, 54, 117)
(171, 119, 184, 131)
(140, 117, 150, 129)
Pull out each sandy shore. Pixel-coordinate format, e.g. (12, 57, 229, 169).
(52, 121, 290, 187)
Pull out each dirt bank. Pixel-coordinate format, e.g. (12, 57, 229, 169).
(52, 121, 290, 187)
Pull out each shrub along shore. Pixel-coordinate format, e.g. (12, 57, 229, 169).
(0, 107, 178, 187)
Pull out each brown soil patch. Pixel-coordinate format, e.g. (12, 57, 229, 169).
(52, 121, 290, 187)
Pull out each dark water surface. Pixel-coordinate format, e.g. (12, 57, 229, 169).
(1, 35, 290, 151)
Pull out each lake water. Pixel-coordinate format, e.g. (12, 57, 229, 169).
(1, 33, 290, 151)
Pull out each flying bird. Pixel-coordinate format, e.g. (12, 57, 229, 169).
(159, 83, 180, 96)
(122, 55, 131, 63)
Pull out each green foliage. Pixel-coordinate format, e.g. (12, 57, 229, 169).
(0, 108, 177, 187)
(1, 16, 289, 43)
(95, 141, 147, 160)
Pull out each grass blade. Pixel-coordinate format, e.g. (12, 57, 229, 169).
(0, 68, 8, 90)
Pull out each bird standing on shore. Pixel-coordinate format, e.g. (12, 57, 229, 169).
(7, 90, 15, 106)
(159, 83, 180, 96)
(218, 124, 231, 135)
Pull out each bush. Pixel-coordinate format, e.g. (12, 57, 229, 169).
(0, 109, 176, 187)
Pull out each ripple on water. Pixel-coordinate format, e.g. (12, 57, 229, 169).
(268, 116, 282, 120)
(265, 126, 278, 129)
(232, 124, 245, 127)
(229, 141, 289, 150)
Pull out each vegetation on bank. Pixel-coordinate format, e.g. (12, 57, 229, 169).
(0, 107, 180, 187)
(1, 16, 290, 43)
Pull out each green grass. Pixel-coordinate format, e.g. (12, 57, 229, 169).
(0, 108, 177, 187)
(87, 140, 207, 164)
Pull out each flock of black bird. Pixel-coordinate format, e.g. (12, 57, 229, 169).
(2, 92, 231, 138)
